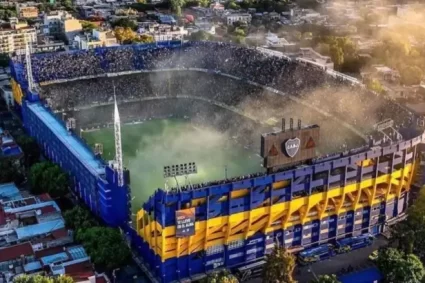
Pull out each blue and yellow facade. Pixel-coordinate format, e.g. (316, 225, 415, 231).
(133, 137, 423, 282)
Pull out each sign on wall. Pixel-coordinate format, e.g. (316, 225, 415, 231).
(176, 208, 196, 238)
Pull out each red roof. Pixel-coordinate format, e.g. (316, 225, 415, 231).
(51, 227, 68, 239)
(64, 260, 92, 274)
(0, 242, 34, 262)
(95, 275, 108, 283)
(40, 205, 56, 214)
(0, 208, 6, 226)
(38, 193, 51, 202)
(35, 246, 64, 259)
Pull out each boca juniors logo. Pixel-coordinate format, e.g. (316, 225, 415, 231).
(283, 138, 300, 158)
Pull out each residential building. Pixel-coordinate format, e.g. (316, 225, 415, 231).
(138, 24, 187, 42)
(225, 13, 251, 25)
(34, 35, 66, 53)
(43, 11, 82, 42)
(0, 18, 36, 54)
(0, 183, 109, 282)
(16, 6, 39, 18)
(74, 28, 118, 50)
(0, 128, 23, 160)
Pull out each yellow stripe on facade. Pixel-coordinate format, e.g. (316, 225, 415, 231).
(11, 79, 24, 105)
(136, 163, 414, 262)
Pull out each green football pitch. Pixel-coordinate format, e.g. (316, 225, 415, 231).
(82, 119, 264, 213)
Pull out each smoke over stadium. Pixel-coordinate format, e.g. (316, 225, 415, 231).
(10, 41, 424, 283)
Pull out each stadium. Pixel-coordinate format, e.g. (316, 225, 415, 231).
(9, 41, 425, 283)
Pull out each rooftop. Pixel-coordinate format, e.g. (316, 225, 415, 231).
(0, 242, 34, 263)
(0, 183, 22, 202)
(15, 218, 65, 240)
(26, 103, 105, 177)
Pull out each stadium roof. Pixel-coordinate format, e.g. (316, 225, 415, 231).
(15, 219, 65, 240)
(0, 183, 22, 202)
(26, 103, 105, 177)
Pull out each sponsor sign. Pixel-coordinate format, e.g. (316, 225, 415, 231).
(176, 208, 195, 238)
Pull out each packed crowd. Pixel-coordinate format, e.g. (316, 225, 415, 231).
(24, 42, 416, 192)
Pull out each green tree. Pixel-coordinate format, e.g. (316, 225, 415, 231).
(29, 161, 69, 198)
(311, 274, 341, 283)
(135, 34, 154, 43)
(77, 227, 131, 270)
(400, 66, 423, 86)
(366, 78, 384, 94)
(228, 1, 240, 10)
(376, 248, 425, 283)
(80, 20, 97, 32)
(263, 245, 296, 283)
(170, 0, 185, 16)
(14, 274, 74, 283)
(391, 187, 425, 262)
(63, 205, 97, 235)
(0, 53, 9, 68)
(112, 18, 137, 30)
(15, 134, 40, 167)
(0, 159, 23, 184)
(198, 0, 209, 7)
(204, 270, 239, 283)
(190, 30, 211, 41)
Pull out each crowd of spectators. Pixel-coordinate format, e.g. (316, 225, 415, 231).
(16, 41, 416, 191)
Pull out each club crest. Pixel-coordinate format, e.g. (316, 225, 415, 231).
(284, 138, 300, 158)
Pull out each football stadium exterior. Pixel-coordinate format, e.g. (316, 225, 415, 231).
(9, 41, 425, 283)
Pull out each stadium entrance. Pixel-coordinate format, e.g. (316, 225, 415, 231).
(82, 118, 264, 214)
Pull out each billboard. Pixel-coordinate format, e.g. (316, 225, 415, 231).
(176, 208, 196, 238)
(261, 125, 320, 169)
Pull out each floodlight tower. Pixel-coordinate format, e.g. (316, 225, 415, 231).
(25, 41, 36, 93)
(114, 86, 124, 187)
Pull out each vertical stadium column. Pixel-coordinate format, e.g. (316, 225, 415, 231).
(203, 191, 211, 273)
(370, 156, 380, 205)
(264, 184, 274, 233)
(301, 171, 313, 224)
(319, 168, 331, 220)
(176, 199, 182, 280)
(282, 177, 294, 231)
(245, 184, 254, 239)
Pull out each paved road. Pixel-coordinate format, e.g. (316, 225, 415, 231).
(247, 236, 388, 283)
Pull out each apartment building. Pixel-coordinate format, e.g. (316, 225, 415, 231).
(0, 18, 36, 54)
(17, 6, 39, 18)
(43, 10, 82, 42)
(74, 28, 118, 50)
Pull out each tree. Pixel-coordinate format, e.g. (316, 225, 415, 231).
(376, 248, 425, 283)
(311, 275, 341, 283)
(15, 134, 40, 167)
(77, 227, 131, 270)
(29, 161, 69, 198)
(112, 18, 137, 30)
(227, 0, 240, 10)
(63, 205, 98, 235)
(0, 53, 9, 68)
(14, 274, 74, 283)
(135, 34, 154, 43)
(170, 0, 185, 16)
(391, 187, 425, 262)
(400, 66, 423, 86)
(198, 0, 209, 7)
(114, 27, 136, 43)
(80, 20, 97, 32)
(263, 245, 296, 283)
(204, 270, 239, 283)
(367, 78, 384, 94)
(190, 30, 211, 41)
(0, 159, 24, 184)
